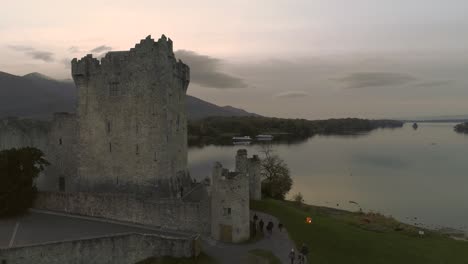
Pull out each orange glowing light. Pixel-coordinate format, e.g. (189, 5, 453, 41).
(306, 217, 312, 224)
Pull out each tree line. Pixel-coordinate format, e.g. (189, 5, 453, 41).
(454, 122, 468, 133)
(188, 116, 403, 146)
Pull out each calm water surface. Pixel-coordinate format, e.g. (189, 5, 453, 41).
(188, 123, 468, 232)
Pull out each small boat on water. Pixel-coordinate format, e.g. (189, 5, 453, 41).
(233, 141, 251, 145)
(255, 134, 274, 141)
(232, 136, 252, 142)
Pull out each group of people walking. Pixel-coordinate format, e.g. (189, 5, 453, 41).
(251, 213, 283, 238)
(251, 214, 309, 263)
(289, 243, 309, 264)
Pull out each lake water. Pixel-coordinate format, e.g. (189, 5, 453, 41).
(188, 123, 468, 232)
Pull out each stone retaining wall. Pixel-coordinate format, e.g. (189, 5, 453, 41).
(0, 232, 200, 264)
(34, 192, 210, 234)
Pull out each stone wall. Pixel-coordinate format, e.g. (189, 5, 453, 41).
(41, 113, 78, 192)
(0, 232, 200, 264)
(72, 35, 190, 196)
(210, 162, 250, 243)
(235, 149, 262, 200)
(0, 117, 49, 152)
(0, 115, 78, 192)
(34, 192, 210, 234)
(247, 155, 262, 200)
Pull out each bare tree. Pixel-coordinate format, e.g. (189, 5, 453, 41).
(258, 144, 293, 200)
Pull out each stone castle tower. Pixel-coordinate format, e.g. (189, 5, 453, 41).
(71, 35, 190, 196)
(235, 149, 262, 200)
(210, 162, 250, 243)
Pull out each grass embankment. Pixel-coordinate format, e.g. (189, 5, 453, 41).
(251, 199, 468, 264)
(136, 253, 217, 264)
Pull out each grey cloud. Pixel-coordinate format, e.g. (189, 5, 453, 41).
(175, 50, 247, 89)
(29, 51, 54, 62)
(90, 45, 112, 53)
(8, 45, 34, 52)
(414, 80, 453, 88)
(336, 72, 416, 89)
(8, 45, 54, 62)
(68, 46, 81, 53)
(274, 91, 309, 98)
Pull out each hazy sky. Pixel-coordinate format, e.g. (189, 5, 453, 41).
(2, 0, 468, 119)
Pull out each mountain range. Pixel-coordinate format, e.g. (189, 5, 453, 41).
(0, 71, 257, 120)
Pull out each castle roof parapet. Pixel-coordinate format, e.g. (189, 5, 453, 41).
(71, 35, 189, 88)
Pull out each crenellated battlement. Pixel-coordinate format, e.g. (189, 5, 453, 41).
(71, 35, 189, 90)
(71, 54, 100, 85)
(130, 34, 174, 54)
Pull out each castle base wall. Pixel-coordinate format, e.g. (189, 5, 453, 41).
(0, 233, 200, 264)
(34, 192, 210, 234)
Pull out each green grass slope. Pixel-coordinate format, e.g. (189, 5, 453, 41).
(251, 199, 468, 264)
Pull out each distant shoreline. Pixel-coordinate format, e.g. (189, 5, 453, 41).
(454, 122, 468, 134)
(188, 116, 403, 147)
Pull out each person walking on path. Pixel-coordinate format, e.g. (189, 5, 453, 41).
(288, 248, 296, 264)
(259, 219, 264, 233)
(278, 222, 283, 232)
(252, 220, 257, 237)
(252, 214, 259, 237)
(266, 221, 274, 236)
(299, 243, 309, 264)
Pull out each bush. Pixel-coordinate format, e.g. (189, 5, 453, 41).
(0, 147, 49, 216)
(293, 192, 304, 204)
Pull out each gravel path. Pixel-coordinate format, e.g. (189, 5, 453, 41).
(203, 211, 297, 264)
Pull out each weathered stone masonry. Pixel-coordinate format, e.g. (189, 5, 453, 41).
(34, 191, 211, 234)
(0, 232, 200, 264)
(210, 162, 250, 243)
(72, 35, 190, 195)
(235, 149, 262, 201)
(0, 113, 77, 192)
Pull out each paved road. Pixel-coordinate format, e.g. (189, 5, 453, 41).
(203, 211, 297, 264)
(0, 210, 188, 248)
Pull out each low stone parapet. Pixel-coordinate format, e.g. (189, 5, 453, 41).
(0, 232, 200, 264)
(34, 191, 210, 234)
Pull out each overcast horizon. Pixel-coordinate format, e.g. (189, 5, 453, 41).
(2, 0, 468, 119)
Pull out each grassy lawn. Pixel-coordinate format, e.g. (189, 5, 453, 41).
(136, 253, 217, 264)
(251, 199, 468, 264)
(248, 249, 282, 264)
